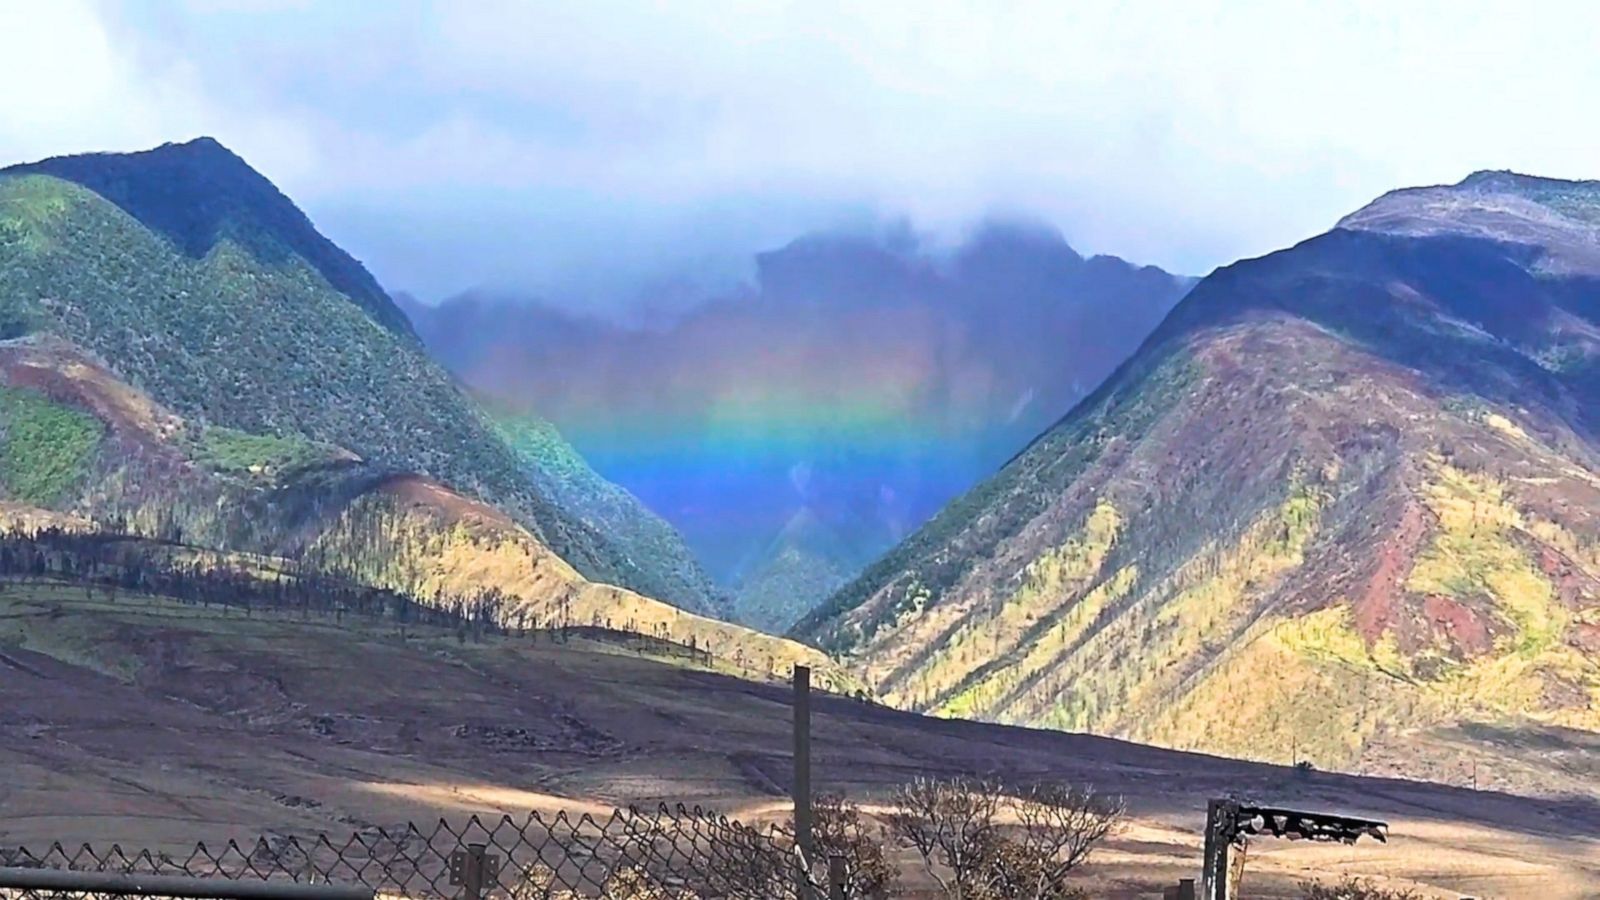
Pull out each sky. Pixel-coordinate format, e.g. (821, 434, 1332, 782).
(2, 0, 1599, 311)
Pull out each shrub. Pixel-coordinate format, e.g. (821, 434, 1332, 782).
(1301, 876, 1421, 900)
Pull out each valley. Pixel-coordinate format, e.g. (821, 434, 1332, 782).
(1, 133, 1599, 898)
(404, 226, 1191, 629)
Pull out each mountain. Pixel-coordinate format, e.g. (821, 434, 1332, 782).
(795, 171, 1600, 778)
(0, 310, 833, 693)
(404, 221, 1191, 628)
(733, 507, 878, 632)
(0, 138, 721, 616)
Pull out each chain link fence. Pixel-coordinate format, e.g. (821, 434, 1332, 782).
(1, 806, 829, 900)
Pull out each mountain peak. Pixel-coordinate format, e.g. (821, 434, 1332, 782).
(153, 134, 236, 157)
(951, 218, 1085, 285)
(1456, 168, 1600, 193)
(4, 138, 414, 337)
(142, 136, 261, 174)
(754, 231, 933, 305)
(963, 216, 1079, 253)
(8, 136, 263, 215)
(177, 135, 227, 150)
(1336, 169, 1600, 274)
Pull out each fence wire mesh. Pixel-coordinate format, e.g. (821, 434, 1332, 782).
(1, 806, 825, 900)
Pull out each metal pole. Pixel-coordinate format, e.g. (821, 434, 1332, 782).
(793, 665, 813, 858)
(0, 868, 373, 900)
(827, 855, 846, 900)
(1201, 799, 1238, 900)
(447, 843, 499, 900)
(793, 664, 814, 895)
(463, 844, 486, 900)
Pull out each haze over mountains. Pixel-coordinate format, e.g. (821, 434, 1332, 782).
(797, 171, 1600, 781)
(404, 225, 1191, 629)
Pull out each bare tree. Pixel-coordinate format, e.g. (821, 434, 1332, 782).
(888, 777, 1122, 900)
(993, 783, 1124, 898)
(889, 777, 1001, 899)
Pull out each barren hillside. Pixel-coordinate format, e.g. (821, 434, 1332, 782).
(1, 587, 1597, 898)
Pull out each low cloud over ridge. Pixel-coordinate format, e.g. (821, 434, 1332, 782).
(4, 0, 1600, 308)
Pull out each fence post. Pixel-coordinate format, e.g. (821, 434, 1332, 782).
(793, 664, 813, 895)
(1201, 799, 1237, 900)
(827, 855, 846, 900)
(449, 843, 500, 900)
(465, 844, 486, 900)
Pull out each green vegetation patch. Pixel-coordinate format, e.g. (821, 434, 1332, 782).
(1407, 463, 1563, 658)
(194, 425, 329, 477)
(0, 385, 102, 505)
(1518, 182, 1600, 225)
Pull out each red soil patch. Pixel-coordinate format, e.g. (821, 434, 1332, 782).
(1534, 544, 1600, 609)
(0, 340, 184, 457)
(1354, 499, 1428, 643)
(371, 474, 520, 531)
(1421, 593, 1493, 656)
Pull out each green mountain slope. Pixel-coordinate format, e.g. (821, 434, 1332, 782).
(0, 335, 843, 686)
(0, 139, 719, 614)
(734, 507, 876, 633)
(6, 137, 411, 337)
(797, 172, 1600, 781)
(493, 412, 729, 618)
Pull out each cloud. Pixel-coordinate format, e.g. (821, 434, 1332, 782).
(0, 1, 186, 156)
(5, 1, 1600, 307)
(0, 0, 318, 189)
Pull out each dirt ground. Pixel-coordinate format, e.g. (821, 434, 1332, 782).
(1, 587, 1597, 898)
